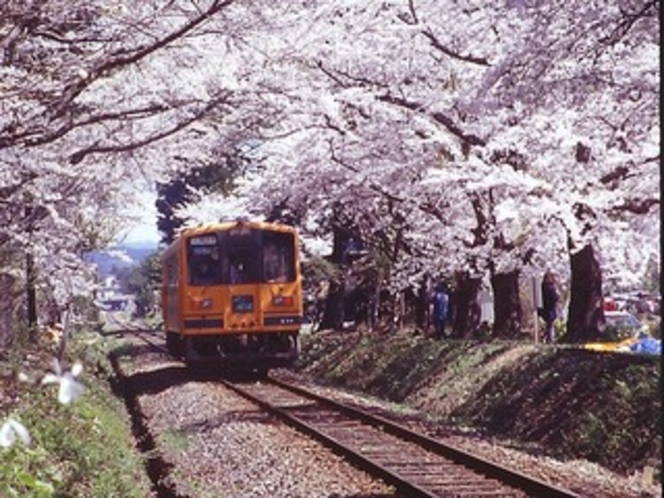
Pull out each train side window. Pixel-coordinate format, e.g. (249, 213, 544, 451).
(263, 232, 295, 283)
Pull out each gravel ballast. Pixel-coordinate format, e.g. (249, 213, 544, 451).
(119, 350, 395, 498)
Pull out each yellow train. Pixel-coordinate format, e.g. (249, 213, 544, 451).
(160, 220, 302, 372)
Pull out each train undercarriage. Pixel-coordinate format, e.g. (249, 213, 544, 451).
(165, 330, 299, 373)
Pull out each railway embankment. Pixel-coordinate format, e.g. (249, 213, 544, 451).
(293, 329, 661, 493)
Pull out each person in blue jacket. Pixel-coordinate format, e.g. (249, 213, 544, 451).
(431, 283, 449, 339)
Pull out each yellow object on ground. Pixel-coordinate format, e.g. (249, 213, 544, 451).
(583, 337, 638, 353)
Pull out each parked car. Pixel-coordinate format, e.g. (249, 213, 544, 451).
(604, 310, 649, 340)
(583, 311, 653, 354)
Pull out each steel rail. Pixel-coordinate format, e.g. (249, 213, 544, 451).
(222, 377, 582, 498)
(220, 378, 437, 498)
(268, 376, 581, 498)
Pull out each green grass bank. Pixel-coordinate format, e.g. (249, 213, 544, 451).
(0, 332, 152, 498)
(295, 329, 661, 479)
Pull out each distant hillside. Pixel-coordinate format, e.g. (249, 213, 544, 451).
(87, 241, 159, 275)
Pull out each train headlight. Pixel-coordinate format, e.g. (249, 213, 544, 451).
(272, 295, 294, 306)
(190, 297, 213, 310)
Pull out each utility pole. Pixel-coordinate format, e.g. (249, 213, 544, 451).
(532, 276, 542, 343)
(24, 199, 38, 343)
(26, 251, 38, 342)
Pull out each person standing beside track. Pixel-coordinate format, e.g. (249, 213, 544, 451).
(430, 283, 450, 339)
(540, 271, 560, 344)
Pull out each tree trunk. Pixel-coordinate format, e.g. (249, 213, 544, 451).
(566, 243, 604, 342)
(451, 272, 482, 339)
(320, 277, 345, 330)
(366, 278, 381, 332)
(319, 225, 351, 330)
(0, 273, 17, 350)
(491, 270, 523, 339)
(415, 278, 428, 332)
(390, 291, 405, 333)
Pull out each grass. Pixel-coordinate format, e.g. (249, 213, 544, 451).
(160, 428, 191, 453)
(0, 330, 152, 498)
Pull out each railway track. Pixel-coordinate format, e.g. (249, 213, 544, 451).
(103, 316, 581, 497)
(223, 376, 581, 498)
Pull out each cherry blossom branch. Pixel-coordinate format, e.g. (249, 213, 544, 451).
(50, 0, 237, 120)
(420, 29, 490, 67)
(407, 0, 419, 24)
(0, 0, 236, 151)
(315, 60, 376, 88)
(608, 198, 659, 215)
(377, 94, 486, 147)
(599, 0, 658, 46)
(327, 140, 405, 204)
(599, 155, 660, 187)
(68, 95, 230, 164)
(12, 104, 170, 149)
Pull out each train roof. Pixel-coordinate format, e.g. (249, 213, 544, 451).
(183, 220, 297, 236)
(161, 220, 297, 258)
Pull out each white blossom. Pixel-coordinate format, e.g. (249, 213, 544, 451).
(41, 359, 86, 405)
(0, 418, 31, 448)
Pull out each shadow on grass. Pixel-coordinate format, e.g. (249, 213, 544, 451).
(450, 348, 661, 472)
(301, 331, 661, 475)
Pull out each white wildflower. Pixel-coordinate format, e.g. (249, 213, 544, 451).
(41, 358, 86, 405)
(0, 418, 31, 448)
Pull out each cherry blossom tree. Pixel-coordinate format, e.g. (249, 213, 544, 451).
(0, 0, 240, 343)
(0, 0, 658, 344)
(461, 0, 660, 340)
(177, 0, 658, 340)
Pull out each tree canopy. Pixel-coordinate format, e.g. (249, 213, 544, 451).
(0, 0, 658, 336)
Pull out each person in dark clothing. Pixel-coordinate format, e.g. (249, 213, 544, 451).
(540, 271, 559, 343)
(431, 284, 449, 339)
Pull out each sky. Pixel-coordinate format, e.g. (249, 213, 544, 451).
(121, 221, 161, 245)
(116, 186, 161, 245)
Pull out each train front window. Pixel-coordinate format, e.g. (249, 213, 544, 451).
(187, 228, 295, 285)
(262, 231, 295, 283)
(187, 237, 222, 286)
(228, 251, 257, 284)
